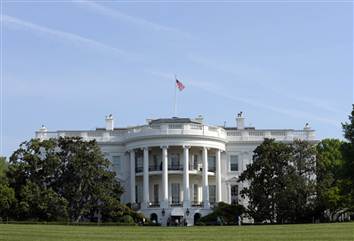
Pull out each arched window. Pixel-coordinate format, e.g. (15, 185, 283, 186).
(194, 213, 201, 225)
(150, 213, 158, 224)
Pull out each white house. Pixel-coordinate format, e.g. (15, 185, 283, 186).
(35, 113, 316, 226)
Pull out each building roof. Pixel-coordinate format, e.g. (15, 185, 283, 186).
(149, 117, 202, 125)
(224, 127, 255, 130)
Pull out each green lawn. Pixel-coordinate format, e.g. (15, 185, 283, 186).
(0, 223, 353, 241)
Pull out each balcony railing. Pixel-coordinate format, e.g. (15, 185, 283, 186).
(226, 129, 316, 141)
(189, 165, 201, 171)
(191, 201, 202, 207)
(137, 165, 216, 173)
(37, 122, 227, 141)
(168, 164, 183, 171)
(36, 123, 315, 143)
(170, 201, 182, 207)
(208, 167, 216, 172)
(149, 202, 160, 207)
(149, 165, 162, 171)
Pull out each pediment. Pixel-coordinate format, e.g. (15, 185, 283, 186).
(225, 176, 239, 183)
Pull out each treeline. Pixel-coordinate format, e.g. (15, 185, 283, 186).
(0, 137, 144, 224)
(239, 105, 354, 223)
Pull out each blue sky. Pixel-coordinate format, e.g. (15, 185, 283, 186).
(1, 1, 353, 157)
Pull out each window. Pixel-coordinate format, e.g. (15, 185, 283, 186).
(136, 184, 143, 203)
(136, 155, 143, 172)
(193, 184, 199, 202)
(112, 156, 121, 173)
(209, 185, 216, 204)
(231, 185, 238, 204)
(193, 155, 199, 170)
(169, 154, 181, 170)
(151, 155, 160, 171)
(230, 155, 239, 171)
(208, 156, 216, 172)
(153, 184, 159, 204)
(171, 183, 180, 204)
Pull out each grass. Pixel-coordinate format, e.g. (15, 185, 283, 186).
(0, 223, 353, 241)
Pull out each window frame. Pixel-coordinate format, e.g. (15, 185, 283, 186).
(229, 155, 239, 172)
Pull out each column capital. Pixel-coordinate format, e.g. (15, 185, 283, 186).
(141, 146, 150, 151)
(183, 145, 191, 149)
(160, 145, 169, 149)
(202, 146, 210, 151)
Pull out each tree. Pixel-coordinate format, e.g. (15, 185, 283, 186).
(55, 137, 124, 222)
(0, 181, 15, 221)
(0, 156, 16, 221)
(341, 104, 354, 211)
(17, 181, 68, 221)
(287, 140, 317, 222)
(316, 139, 348, 221)
(239, 139, 293, 223)
(8, 137, 125, 222)
(342, 104, 354, 144)
(0, 156, 8, 181)
(198, 202, 245, 225)
(239, 139, 317, 223)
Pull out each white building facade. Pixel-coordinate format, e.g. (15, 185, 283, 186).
(35, 113, 316, 226)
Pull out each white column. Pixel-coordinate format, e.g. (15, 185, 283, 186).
(216, 149, 222, 203)
(183, 145, 190, 207)
(143, 147, 149, 208)
(130, 150, 136, 204)
(161, 146, 169, 208)
(202, 147, 210, 208)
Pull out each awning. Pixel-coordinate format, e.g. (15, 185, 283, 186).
(171, 207, 184, 216)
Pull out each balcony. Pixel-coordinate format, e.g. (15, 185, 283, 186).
(125, 123, 227, 141)
(168, 164, 183, 171)
(189, 164, 201, 171)
(191, 201, 202, 207)
(149, 202, 160, 208)
(170, 201, 182, 207)
(208, 166, 216, 172)
(226, 129, 316, 142)
(149, 165, 162, 171)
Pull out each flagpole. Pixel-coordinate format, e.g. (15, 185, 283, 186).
(174, 75, 177, 117)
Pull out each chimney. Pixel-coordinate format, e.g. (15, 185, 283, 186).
(37, 125, 48, 140)
(236, 111, 245, 129)
(105, 114, 114, 131)
(304, 122, 311, 130)
(39, 124, 48, 132)
(195, 115, 204, 123)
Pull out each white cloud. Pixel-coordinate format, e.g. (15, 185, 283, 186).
(2, 14, 138, 59)
(73, 0, 192, 39)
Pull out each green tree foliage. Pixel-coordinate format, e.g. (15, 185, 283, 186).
(316, 139, 349, 221)
(198, 202, 244, 225)
(6, 137, 128, 222)
(341, 104, 354, 210)
(239, 139, 316, 223)
(0, 156, 16, 221)
(17, 181, 68, 221)
(0, 181, 15, 221)
(54, 137, 124, 222)
(0, 156, 7, 178)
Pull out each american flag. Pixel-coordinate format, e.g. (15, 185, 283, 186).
(176, 79, 185, 91)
